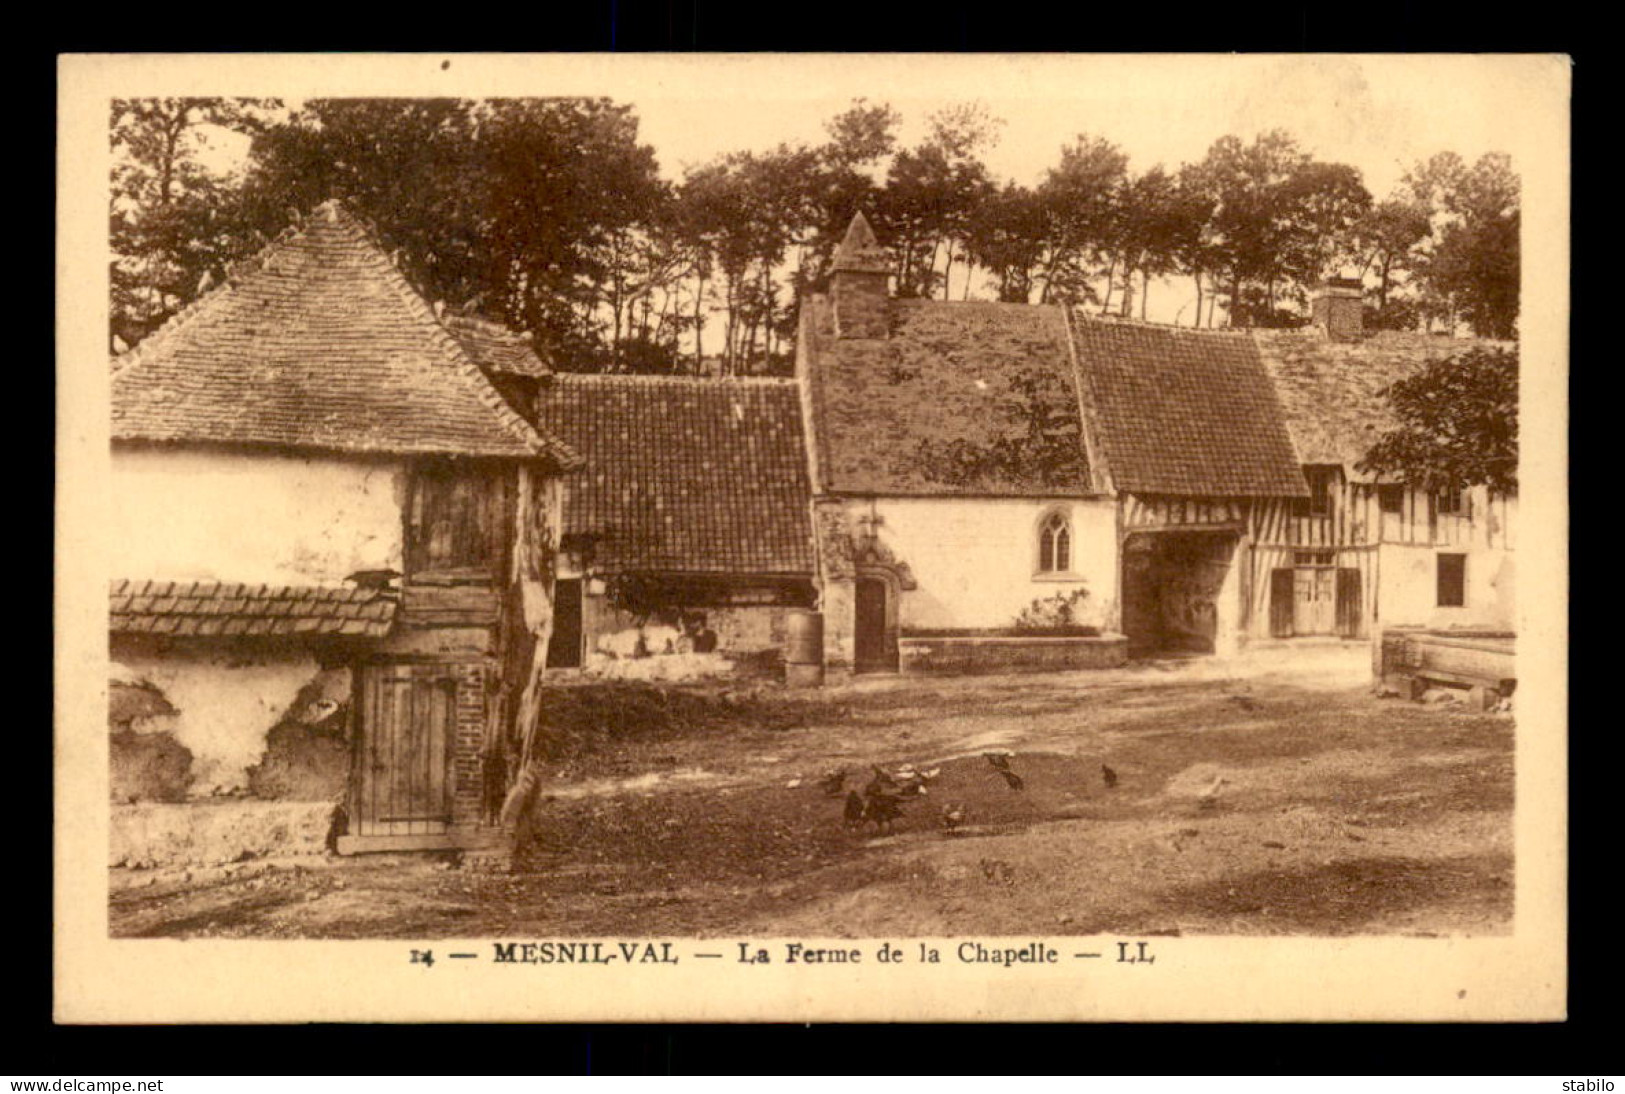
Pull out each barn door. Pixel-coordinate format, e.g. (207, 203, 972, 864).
(1269, 568, 1295, 637)
(353, 664, 457, 837)
(853, 577, 894, 673)
(1293, 566, 1337, 635)
(1335, 567, 1363, 638)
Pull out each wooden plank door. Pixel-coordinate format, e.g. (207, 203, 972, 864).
(1269, 568, 1295, 638)
(546, 578, 584, 669)
(1335, 567, 1363, 638)
(1293, 567, 1337, 635)
(353, 664, 456, 837)
(853, 577, 893, 673)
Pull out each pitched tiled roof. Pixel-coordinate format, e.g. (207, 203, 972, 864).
(1251, 330, 1516, 478)
(111, 201, 577, 466)
(532, 375, 815, 576)
(1069, 313, 1308, 498)
(799, 296, 1092, 495)
(441, 314, 553, 378)
(110, 579, 397, 638)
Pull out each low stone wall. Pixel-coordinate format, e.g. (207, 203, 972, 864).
(899, 633, 1128, 676)
(110, 800, 337, 869)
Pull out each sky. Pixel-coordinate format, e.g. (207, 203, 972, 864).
(174, 53, 1552, 324)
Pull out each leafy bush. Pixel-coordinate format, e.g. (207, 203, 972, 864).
(1012, 587, 1091, 633)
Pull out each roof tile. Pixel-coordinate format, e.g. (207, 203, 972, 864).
(801, 297, 1090, 496)
(1070, 313, 1308, 498)
(533, 375, 815, 576)
(1251, 329, 1516, 478)
(111, 201, 577, 467)
(108, 579, 397, 639)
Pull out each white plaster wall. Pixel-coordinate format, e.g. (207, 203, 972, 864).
(1378, 543, 1516, 631)
(113, 648, 332, 796)
(111, 447, 406, 586)
(852, 496, 1119, 631)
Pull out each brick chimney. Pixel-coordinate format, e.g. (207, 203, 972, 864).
(830, 211, 891, 340)
(1311, 276, 1364, 341)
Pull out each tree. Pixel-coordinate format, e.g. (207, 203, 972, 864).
(1352, 196, 1432, 328)
(876, 103, 1000, 300)
(1186, 131, 1370, 326)
(966, 183, 1049, 303)
(1357, 347, 1518, 494)
(1405, 152, 1520, 339)
(110, 97, 279, 349)
(1032, 135, 1129, 305)
(226, 97, 671, 370)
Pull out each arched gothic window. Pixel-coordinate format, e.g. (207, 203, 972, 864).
(1038, 510, 1071, 573)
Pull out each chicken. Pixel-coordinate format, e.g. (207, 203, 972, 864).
(817, 768, 847, 797)
(863, 791, 903, 835)
(1101, 763, 1119, 789)
(939, 803, 967, 834)
(1227, 694, 1260, 712)
(843, 790, 866, 827)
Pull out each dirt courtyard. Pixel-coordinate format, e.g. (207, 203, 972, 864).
(109, 645, 1514, 940)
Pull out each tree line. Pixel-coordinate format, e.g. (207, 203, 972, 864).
(111, 97, 1521, 376)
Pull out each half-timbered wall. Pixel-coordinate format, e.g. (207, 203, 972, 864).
(1242, 479, 1516, 640)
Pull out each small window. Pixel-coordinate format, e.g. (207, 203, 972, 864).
(1038, 510, 1071, 573)
(1435, 485, 1465, 515)
(1294, 550, 1335, 566)
(1437, 553, 1467, 607)
(1296, 465, 1339, 518)
(1378, 484, 1405, 514)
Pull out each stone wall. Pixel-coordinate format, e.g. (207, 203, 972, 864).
(899, 634, 1128, 675)
(110, 640, 351, 800)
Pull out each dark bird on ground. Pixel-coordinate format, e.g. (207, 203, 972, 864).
(1227, 694, 1259, 711)
(983, 751, 1013, 771)
(843, 790, 866, 827)
(940, 803, 967, 833)
(864, 792, 902, 834)
(1101, 763, 1119, 789)
(999, 769, 1025, 792)
(818, 769, 847, 797)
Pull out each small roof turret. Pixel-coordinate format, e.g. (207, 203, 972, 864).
(831, 211, 889, 274)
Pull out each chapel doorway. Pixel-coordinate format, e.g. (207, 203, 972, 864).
(853, 576, 897, 673)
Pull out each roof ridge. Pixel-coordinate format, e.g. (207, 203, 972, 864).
(1071, 308, 1255, 337)
(551, 373, 799, 388)
(441, 312, 531, 339)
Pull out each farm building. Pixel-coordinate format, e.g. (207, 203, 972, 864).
(107, 200, 580, 860)
(797, 213, 1308, 672)
(1248, 311, 1517, 641)
(793, 214, 1515, 672)
(526, 373, 818, 678)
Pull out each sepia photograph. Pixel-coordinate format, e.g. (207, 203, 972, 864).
(55, 52, 1569, 1023)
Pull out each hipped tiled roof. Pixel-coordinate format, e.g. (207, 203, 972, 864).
(1251, 329, 1516, 479)
(110, 579, 397, 638)
(442, 314, 553, 378)
(1069, 314, 1308, 498)
(111, 201, 577, 466)
(533, 375, 815, 576)
(800, 296, 1092, 495)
